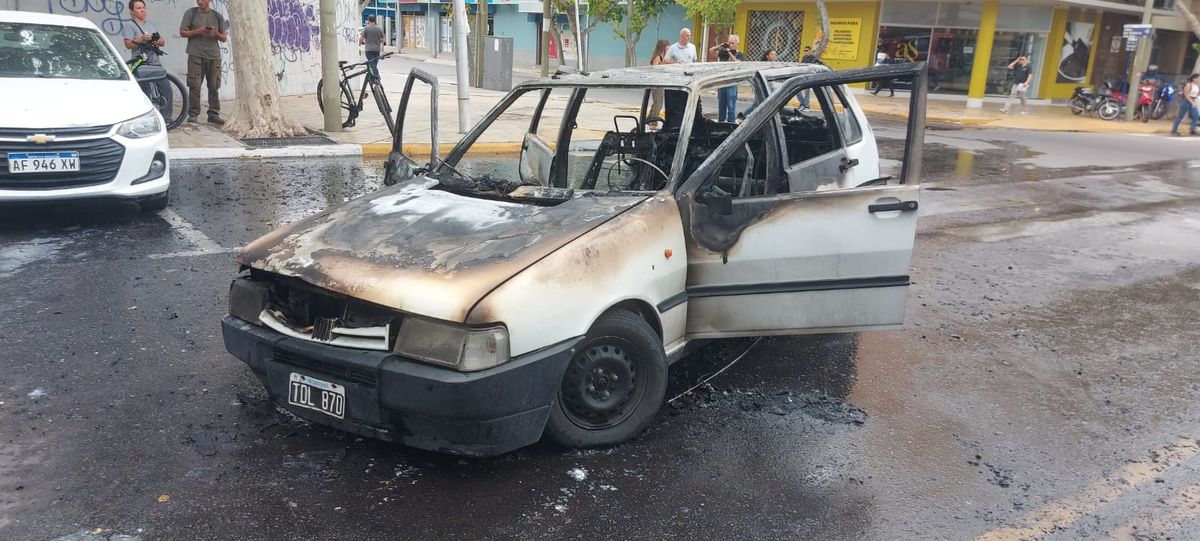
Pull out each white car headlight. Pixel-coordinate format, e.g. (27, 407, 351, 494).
(394, 317, 510, 372)
(117, 110, 162, 139)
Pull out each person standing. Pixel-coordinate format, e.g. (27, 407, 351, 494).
(708, 34, 744, 122)
(799, 45, 822, 111)
(179, 0, 227, 124)
(761, 49, 778, 62)
(870, 51, 894, 97)
(122, 0, 173, 118)
(1171, 73, 1200, 136)
(664, 28, 696, 64)
(360, 15, 385, 73)
(647, 39, 669, 121)
(1000, 55, 1033, 115)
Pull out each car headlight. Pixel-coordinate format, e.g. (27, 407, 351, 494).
(117, 110, 162, 139)
(394, 317, 510, 372)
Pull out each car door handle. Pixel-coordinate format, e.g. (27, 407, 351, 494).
(839, 157, 859, 172)
(868, 200, 919, 213)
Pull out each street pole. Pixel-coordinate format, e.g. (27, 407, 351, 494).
(572, 0, 583, 70)
(320, 0, 341, 132)
(625, 0, 632, 66)
(541, 0, 551, 77)
(453, 0, 472, 132)
(474, 0, 487, 87)
(1125, 0, 1155, 121)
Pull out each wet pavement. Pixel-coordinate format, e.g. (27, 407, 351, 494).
(3, 122, 1200, 540)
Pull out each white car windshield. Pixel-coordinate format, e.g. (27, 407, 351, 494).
(0, 22, 126, 80)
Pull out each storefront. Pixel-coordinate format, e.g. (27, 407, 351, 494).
(877, 1, 1055, 97)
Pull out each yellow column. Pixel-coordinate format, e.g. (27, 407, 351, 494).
(967, 0, 999, 108)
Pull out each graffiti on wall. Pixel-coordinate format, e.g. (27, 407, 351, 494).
(40, 0, 358, 96)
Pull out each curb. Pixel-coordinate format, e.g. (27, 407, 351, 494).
(169, 144, 363, 161)
(361, 141, 524, 158)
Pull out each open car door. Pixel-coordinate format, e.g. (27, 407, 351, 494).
(384, 68, 440, 186)
(679, 62, 927, 338)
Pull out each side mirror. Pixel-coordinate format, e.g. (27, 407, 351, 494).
(696, 186, 733, 215)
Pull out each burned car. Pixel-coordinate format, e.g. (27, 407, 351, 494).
(222, 61, 928, 456)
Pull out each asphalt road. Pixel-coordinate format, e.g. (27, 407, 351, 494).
(2, 124, 1200, 540)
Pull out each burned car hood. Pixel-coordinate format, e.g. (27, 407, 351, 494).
(237, 181, 648, 323)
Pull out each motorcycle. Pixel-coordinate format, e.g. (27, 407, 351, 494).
(1096, 81, 1124, 121)
(1069, 85, 1101, 116)
(1151, 80, 1176, 120)
(1134, 80, 1157, 122)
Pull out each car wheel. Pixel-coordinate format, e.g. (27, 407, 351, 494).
(545, 309, 667, 449)
(137, 189, 169, 212)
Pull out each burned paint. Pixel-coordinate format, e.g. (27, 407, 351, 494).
(237, 179, 647, 323)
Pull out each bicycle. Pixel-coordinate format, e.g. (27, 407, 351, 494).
(126, 43, 188, 131)
(317, 52, 395, 130)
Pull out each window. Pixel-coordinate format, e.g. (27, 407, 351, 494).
(0, 23, 127, 80)
(777, 86, 839, 166)
(704, 119, 782, 199)
(829, 86, 863, 146)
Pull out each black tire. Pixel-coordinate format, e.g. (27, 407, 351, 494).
(1139, 103, 1151, 123)
(162, 73, 188, 131)
(1098, 99, 1121, 121)
(316, 78, 353, 127)
(371, 80, 395, 134)
(1152, 101, 1168, 121)
(137, 189, 169, 212)
(545, 310, 667, 449)
(1069, 98, 1086, 115)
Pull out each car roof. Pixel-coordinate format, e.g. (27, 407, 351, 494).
(521, 62, 831, 91)
(0, 10, 102, 30)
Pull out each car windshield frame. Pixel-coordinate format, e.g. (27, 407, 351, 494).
(0, 22, 128, 81)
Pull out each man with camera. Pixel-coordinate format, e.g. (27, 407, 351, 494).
(708, 34, 744, 122)
(179, 0, 227, 125)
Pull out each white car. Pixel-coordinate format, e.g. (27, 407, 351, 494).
(224, 61, 928, 456)
(0, 10, 169, 210)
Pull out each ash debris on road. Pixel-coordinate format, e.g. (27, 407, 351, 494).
(668, 386, 867, 426)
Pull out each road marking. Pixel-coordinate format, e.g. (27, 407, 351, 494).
(975, 438, 1200, 541)
(149, 208, 228, 259)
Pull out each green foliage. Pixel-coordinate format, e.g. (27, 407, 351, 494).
(674, 0, 738, 28)
(608, 0, 674, 39)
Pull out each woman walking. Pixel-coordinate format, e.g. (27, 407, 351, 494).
(648, 40, 669, 121)
(1171, 73, 1200, 136)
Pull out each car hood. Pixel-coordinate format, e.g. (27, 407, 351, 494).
(237, 180, 649, 323)
(1, 78, 151, 129)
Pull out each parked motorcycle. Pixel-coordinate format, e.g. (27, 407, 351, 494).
(1069, 85, 1101, 116)
(1151, 80, 1176, 120)
(1096, 81, 1125, 121)
(1134, 80, 1157, 122)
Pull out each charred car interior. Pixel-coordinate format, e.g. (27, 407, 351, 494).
(223, 62, 929, 456)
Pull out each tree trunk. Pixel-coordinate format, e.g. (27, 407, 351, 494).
(1176, 1, 1200, 74)
(224, 0, 307, 138)
(550, 23, 567, 67)
(813, 0, 830, 59)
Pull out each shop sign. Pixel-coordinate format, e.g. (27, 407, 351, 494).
(823, 18, 862, 61)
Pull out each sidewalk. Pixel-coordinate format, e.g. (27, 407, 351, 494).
(169, 54, 1188, 160)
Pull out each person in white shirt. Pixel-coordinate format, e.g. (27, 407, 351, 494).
(664, 28, 697, 64)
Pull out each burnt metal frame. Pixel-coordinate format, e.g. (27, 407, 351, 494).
(391, 67, 441, 169)
(680, 61, 929, 196)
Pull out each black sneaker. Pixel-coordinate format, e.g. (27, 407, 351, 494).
(208, 116, 225, 125)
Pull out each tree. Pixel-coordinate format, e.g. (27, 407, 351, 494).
(224, 0, 307, 138)
(674, 0, 737, 36)
(1176, 1, 1200, 73)
(551, 0, 622, 69)
(607, 0, 672, 66)
(812, 1, 830, 60)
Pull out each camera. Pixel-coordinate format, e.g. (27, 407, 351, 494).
(717, 42, 731, 61)
(150, 32, 161, 42)
(205, 26, 214, 31)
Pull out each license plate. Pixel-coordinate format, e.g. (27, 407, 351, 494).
(7, 152, 80, 174)
(287, 372, 346, 419)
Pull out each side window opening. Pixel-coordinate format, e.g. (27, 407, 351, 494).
(781, 86, 841, 166)
(830, 85, 863, 146)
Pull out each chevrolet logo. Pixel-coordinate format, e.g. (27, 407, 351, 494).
(26, 134, 55, 144)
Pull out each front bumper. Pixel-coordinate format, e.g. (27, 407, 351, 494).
(222, 316, 581, 456)
(0, 126, 169, 202)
